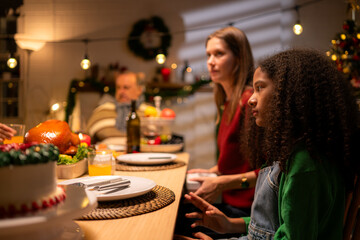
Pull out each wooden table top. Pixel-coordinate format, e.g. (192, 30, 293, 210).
(74, 152, 189, 240)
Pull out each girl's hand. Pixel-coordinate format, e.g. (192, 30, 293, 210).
(0, 123, 16, 142)
(191, 177, 222, 203)
(192, 232, 213, 240)
(173, 233, 213, 240)
(184, 192, 230, 234)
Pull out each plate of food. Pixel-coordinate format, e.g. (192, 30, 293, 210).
(140, 134, 184, 153)
(117, 153, 177, 165)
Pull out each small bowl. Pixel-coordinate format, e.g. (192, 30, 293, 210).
(57, 158, 87, 179)
(140, 117, 175, 138)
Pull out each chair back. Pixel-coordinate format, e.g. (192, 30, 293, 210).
(344, 176, 360, 240)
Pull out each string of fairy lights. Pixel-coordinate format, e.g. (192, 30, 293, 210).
(3, 0, 320, 70)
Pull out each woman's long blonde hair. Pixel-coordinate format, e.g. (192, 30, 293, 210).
(206, 26, 254, 123)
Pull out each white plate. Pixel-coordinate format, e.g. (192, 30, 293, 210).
(59, 175, 156, 201)
(117, 153, 177, 165)
(0, 185, 97, 239)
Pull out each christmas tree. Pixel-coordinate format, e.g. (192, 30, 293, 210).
(328, 1, 360, 96)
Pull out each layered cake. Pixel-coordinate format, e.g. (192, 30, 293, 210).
(0, 143, 66, 218)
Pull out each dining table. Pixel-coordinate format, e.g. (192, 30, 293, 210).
(66, 152, 189, 240)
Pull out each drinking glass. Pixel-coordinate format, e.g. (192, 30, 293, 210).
(3, 124, 25, 144)
(87, 149, 113, 176)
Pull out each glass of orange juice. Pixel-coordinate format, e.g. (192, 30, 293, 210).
(3, 124, 25, 144)
(87, 149, 113, 176)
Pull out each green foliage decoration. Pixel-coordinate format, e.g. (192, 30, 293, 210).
(64, 77, 115, 123)
(328, 19, 360, 96)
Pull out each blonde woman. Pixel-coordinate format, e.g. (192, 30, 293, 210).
(176, 26, 258, 238)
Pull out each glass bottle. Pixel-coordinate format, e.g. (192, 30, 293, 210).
(126, 100, 140, 153)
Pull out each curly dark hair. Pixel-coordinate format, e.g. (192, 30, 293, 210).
(247, 48, 359, 189)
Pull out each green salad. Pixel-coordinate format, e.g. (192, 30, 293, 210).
(57, 143, 92, 165)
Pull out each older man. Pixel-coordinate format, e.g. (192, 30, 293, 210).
(86, 71, 146, 144)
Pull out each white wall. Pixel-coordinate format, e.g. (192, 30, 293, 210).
(291, 0, 349, 51)
(14, 0, 356, 168)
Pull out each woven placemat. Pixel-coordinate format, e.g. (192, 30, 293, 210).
(79, 185, 175, 220)
(116, 160, 186, 171)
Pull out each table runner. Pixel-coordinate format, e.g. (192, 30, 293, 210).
(79, 185, 175, 220)
(116, 160, 186, 171)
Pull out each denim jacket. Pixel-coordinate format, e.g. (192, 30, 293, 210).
(238, 163, 281, 240)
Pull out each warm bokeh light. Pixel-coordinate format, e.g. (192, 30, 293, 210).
(81, 58, 91, 70)
(171, 63, 177, 69)
(331, 54, 337, 61)
(186, 67, 192, 73)
(14, 33, 46, 51)
(293, 23, 303, 35)
(7, 57, 17, 68)
(51, 103, 60, 112)
(340, 34, 346, 40)
(156, 53, 166, 64)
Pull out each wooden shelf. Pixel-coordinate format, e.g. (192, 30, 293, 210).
(146, 82, 186, 90)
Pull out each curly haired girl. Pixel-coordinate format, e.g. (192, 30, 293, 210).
(181, 49, 359, 240)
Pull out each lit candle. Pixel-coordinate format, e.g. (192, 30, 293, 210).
(78, 133, 91, 146)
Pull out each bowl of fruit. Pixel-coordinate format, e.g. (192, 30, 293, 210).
(140, 106, 183, 152)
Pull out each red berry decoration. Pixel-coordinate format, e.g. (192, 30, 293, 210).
(49, 198, 55, 206)
(154, 136, 161, 145)
(42, 200, 50, 209)
(0, 207, 6, 218)
(32, 202, 40, 211)
(339, 41, 346, 48)
(21, 204, 29, 214)
(8, 204, 16, 216)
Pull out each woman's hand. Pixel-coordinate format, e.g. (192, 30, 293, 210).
(191, 177, 222, 203)
(0, 123, 16, 142)
(187, 165, 219, 175)
(173, 232, 213, 240)
(184, 192, 230, 234)
(187, 169, 211, 174)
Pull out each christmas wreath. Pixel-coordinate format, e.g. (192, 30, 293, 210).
(127, 16, 172, 60)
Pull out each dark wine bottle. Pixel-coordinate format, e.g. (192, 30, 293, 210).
(126, 100, 140, 153)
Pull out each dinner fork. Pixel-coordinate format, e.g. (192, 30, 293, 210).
(90, 179, 131, 191)
(69, 177, 129, 190)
